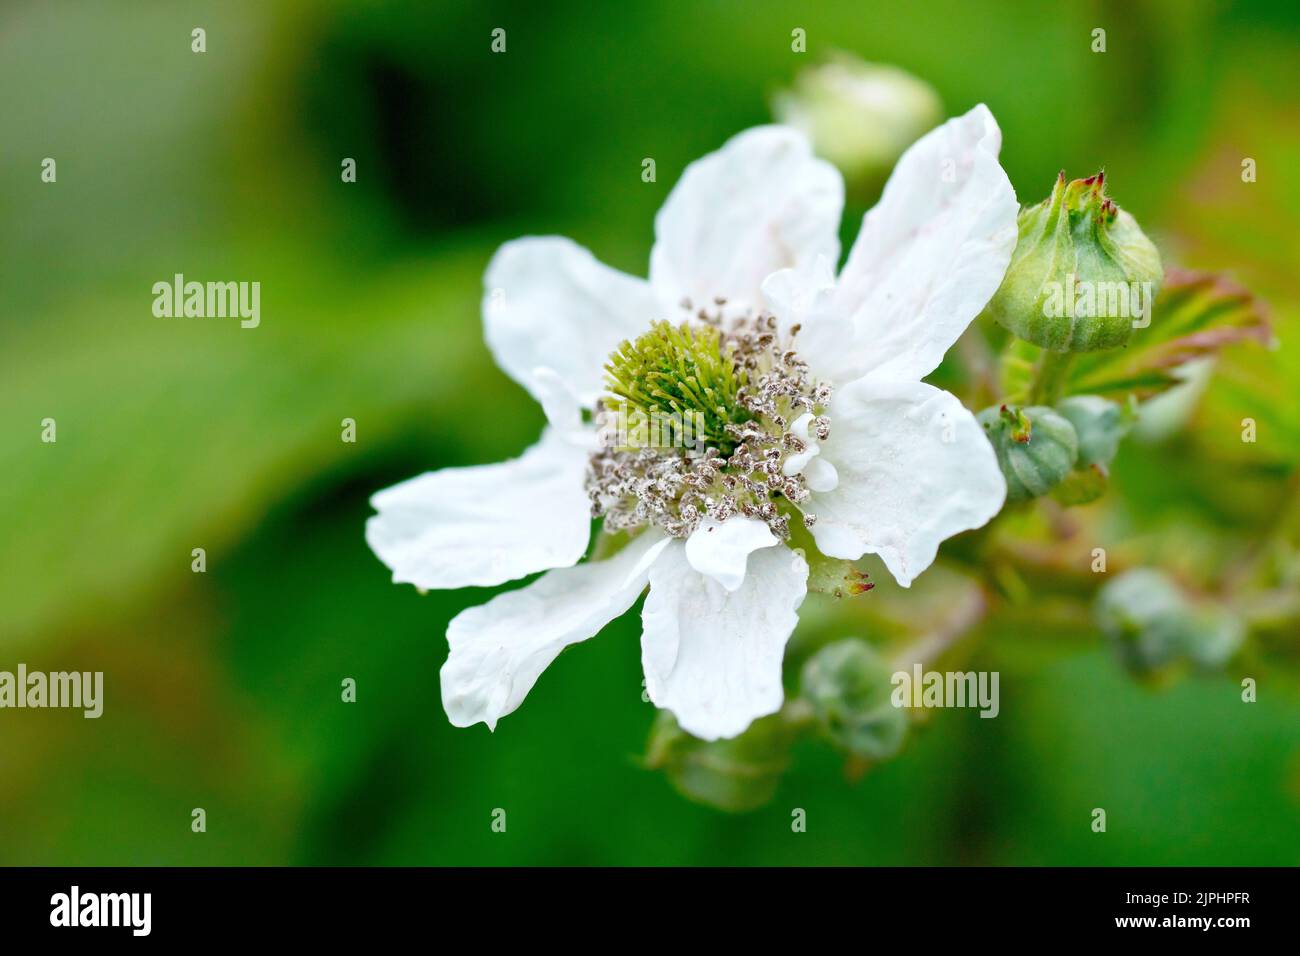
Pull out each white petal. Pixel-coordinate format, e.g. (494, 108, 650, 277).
(810, 377, 1006, 587)
(789, 411, 817, 442)
(483, 236, 658, 411)
(443, 532, 672, 729)
(781, 412, 818, 476)
(684, 517, 778, 592)
(824, 104, 1018, 383)
(761, 258, 857, 379)
(531, 367, 583, 438)
(650, 126, 843, 311)
(781, 447, 817, 476)
(641, 542, 808, 741)
(366, 428, 592, 590)
(801, 456, 839, 493)
(777, 412, 827, 484)
(761, 255, 839, 333)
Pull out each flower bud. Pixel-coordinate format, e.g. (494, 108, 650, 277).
(800, 640, 907, 760)
(1055, 395, 1131, 469)
(1094, 569, 1245, 678)
(1049, 395, 1134, 505)
(983, 172, 1163, 352)
(772, 55, 941, 198)
(1181, 606, 1247, 670)
(977, 404, 1079, 502)
(645, 711, 796, 812)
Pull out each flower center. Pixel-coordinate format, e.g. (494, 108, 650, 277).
(603, 319, 750, 454)
(587, 298, 833, 540)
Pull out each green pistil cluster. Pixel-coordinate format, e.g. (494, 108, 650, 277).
(604, 320, 751, 453)
(588, 311, 833, 541)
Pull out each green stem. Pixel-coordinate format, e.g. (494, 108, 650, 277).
(888, 587, 990, 671)
(1232, 588, 1300, 631)
(1028, 349, 1075, 405)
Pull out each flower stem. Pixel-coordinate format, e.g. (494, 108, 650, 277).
(888, 587, 990, 671)
(1028, 349, 1075, 405)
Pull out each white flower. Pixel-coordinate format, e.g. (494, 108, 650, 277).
(367, 105, 1018, 741)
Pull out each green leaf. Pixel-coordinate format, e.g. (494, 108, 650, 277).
(1067, 268, 1273, 400)
(0, 247, 502, 649)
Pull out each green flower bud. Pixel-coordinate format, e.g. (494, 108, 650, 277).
(645, 710, 796, 813)
(1181, 606, 1247, 670)
(772, 54, 941, 198)
(1094, 569, 1245, 678)
(800, 640, 907, 761)
(983, 172, 1163, 352)
(1055, 395, 1132, 469)
(1094, 570, 1186, 674)
(1048, 395, 1134, 505)
(977, 404, 1079, 502)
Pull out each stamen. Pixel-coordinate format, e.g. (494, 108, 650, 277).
(587, 308, 833, 541)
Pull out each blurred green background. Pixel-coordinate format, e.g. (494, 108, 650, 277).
(2, 0, 1298, 865)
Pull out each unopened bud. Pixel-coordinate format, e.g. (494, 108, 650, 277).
(983, 172, 1163, 352)
(773, 55, 942, 198)
(977, 404, 1079, 502)
(1056, 395, 1132, 469)
(1049, 395, 1135, 505)
(1094, 569, 1245, 678)
(645, 711, 796, 813)
(801, 640, 907, 760)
